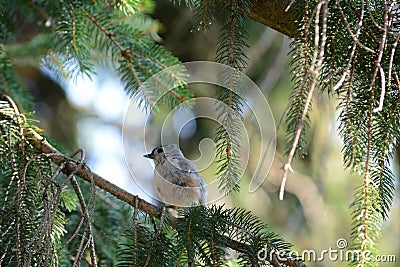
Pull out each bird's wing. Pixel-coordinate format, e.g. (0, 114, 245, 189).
(176, 160, 203, 186)
(177, 158, 198, 174)
(177, 159, 208, 206)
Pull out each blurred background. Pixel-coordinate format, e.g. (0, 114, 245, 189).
(13, 1, 399, 266)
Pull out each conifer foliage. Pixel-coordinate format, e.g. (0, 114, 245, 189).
(0, 1, 301, 266)
(1, 0, 399, 266)
(284, 1, 399, 266)
(0, 95, 66, 266)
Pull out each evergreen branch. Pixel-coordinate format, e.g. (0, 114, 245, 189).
(70, 175, 97, 267)
(335, 1, 375, 54)
(228, 0, 239, 67)
(332, 2, 367, 92)
(280, 1, 328, 200)
(224, 212, 307, 267)
(132, 197, 139, 266)
(83, 9, 188, 109)
(349, 5, 378, 44)
(209, 222, 217, 267)
(1, 94, 306, 267)
(25, 1, 192, 107)
(118, 219, 177, 267)
(201, 0, 210, 27)
(224, 0, 239, 166)
(365, 0, 399, 37)
(353, 28, 378, 267)
(27, 129, 159, 216)
(82, 10, 129, 59)
(191, 0, 216, 32)
(387, 35, 399, 87)
(6, 2, 190, 108)
(349, 183, 381, 267)
(0, 95, 64, 265)
(186, 217, 195, 266)
(373, 72, 400, 219)
(370, 7, 389, 113)
(126, 54, 186, 102)
(282, 1, 312, 194)
(351, 1, 400, 256)
(360, 172, 371, 266)
(113, 0, 141, 15)
(133, 51, 183, 85)
(200, 0, 213, 31)
(338, 60, 358, 169)
(214, 0, 250, 194)
(121, 60, 156, 108)
(324, 2, 399, 264)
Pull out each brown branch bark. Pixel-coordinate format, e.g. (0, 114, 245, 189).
(247, 0, 302, 37)
(25, 128, 160, 216)
(217, 0, 303, 38)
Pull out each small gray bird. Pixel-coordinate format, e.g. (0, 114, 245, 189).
(144, 144, 207, 208)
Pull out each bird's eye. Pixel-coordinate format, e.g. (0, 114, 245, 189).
(157, 147, 164, 153)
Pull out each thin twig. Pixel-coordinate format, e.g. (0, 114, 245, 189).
(285, 0, 297, 12)
(371, 0, 390, 112)
(57, 217, 84, 252)
(373, 66, 386, 112)
(333, 0, 370, 92)
(132, 196, 139, 266)
(365, 0, 399, 37)
(280, 1, 328, 200)
(336, 0, 375, 53)
(70, 170, 97, 267)
(387, 35, 399, 90)
(376, 72, 400, 216)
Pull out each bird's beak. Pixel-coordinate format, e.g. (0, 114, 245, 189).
(143, 153, 154, 159)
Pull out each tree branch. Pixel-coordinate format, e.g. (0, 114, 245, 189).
(25, 129, 307, 266)
(247, 0, 302, 37)
(1, 93, 307, 267)
(217, 0, 303, 37)
(25, 128, 160, 216)
(1, 94, 306, 267)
